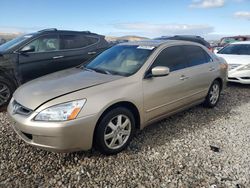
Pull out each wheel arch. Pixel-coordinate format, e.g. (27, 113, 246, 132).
(214, 77, 223, 90)
(92, 101, 141, 145)
(97, 101, 141, 129)
(0, 67, 19, 88)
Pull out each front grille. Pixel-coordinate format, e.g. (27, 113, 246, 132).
(12, 100, 32, 116)
(229, 64, 241, 71)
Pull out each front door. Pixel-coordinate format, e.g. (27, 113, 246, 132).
(143, 45, 191, 123)
(18, 34, 62, 83)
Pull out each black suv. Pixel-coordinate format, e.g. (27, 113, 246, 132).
(0, 29, 109, 107)
(0, 38, 6, 45)
(155, 35, 212, 51)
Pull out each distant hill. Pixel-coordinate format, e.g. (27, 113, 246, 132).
(106, 35, 149, 42)
(0, 32, 21, 41)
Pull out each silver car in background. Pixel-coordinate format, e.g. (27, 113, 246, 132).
(8, 40, 228, 154)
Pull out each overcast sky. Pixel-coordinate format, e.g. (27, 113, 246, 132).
(0, 0, 250, 39)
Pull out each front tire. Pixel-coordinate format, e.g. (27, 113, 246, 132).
(204, 80, 221, 108)
(94, 107, 135, 155)
(0, 76, 15, 108)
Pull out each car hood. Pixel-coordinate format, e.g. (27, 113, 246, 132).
(216, 53, 250, 65)
(14, 68, 122, 110)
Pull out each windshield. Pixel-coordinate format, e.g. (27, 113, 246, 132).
(0, 34, 33, 51)
(85, 45, 154, 76)
(218, 44, 250, 55)
(220, 37, 246, 46)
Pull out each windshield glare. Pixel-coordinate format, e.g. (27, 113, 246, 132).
(218, 44, 250, 55)
(86, 45, 154, 76)
(0, 34, 33, 51)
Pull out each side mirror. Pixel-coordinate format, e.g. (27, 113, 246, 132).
(213, 47, 223, 54)
(20, 45, 35, 54)
(146, 66, 170, 78)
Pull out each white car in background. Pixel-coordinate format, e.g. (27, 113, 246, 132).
(216, 41, 250, 84)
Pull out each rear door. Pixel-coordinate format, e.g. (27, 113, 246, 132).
(181, 45, 217, 100)
(143, 46, 191, 122)
(18, 34, 62, 82)
(58, 34, 100, 70)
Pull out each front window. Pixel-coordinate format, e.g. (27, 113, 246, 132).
(0, 34, 33, 51)
(85, 45, 154, 76)
(218, 44, 250, 55)
(21, 34, 59, 53)
(152, 46, 187, 71)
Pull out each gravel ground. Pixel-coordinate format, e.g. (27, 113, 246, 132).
(0, 83, 249, 188)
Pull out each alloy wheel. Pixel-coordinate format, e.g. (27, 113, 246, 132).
(104, 114, 132, 150)
(209, 83, 220, 105)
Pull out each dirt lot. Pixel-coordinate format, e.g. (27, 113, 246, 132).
(0, 83, 249, 188)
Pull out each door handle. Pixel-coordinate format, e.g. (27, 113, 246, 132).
(88, 51, 97, 55)
(53, 55, 64, 59)
(209, 67, 216, 71)
(180, 75, 189, 80)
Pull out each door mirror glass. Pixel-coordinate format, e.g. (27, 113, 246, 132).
(20, 45, 35, 53)
(151, 66, 170, 77)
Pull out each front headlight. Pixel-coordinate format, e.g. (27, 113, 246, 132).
(238, 64, 250, 71)
(34, 99, 86, 121)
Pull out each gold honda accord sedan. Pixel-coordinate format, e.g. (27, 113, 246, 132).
(8, 40, 228, 154)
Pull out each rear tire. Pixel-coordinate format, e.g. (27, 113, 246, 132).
(204, 80, 221, 108)
(94, 107, 135, 155)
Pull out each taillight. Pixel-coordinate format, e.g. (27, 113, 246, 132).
(208, 47, 213, 52)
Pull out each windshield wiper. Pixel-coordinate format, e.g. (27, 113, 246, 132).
(83, 67, 95, 72)
(93, 68, 112, 75)
(83, 66, 112, 75)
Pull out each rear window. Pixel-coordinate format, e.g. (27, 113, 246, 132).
(218, 44, 250, 55)
(60, 34, 98, 49)
(183, 45, 212, 67)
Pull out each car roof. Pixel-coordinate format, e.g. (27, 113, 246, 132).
(231, 41, 250, 45)
(34, 29, 100, 36)
(154, 36, 210, 47)
(119, 40, 166, 47)
(118, 39, 203, 48)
